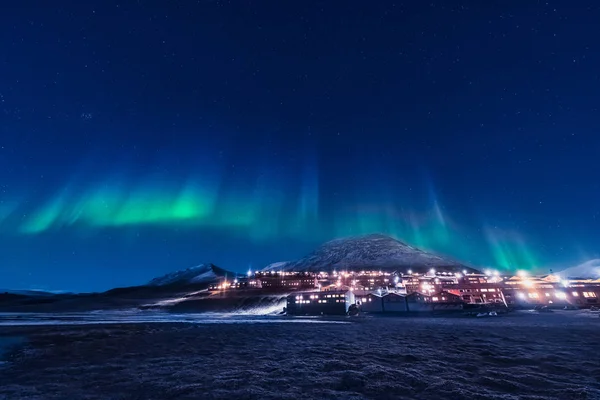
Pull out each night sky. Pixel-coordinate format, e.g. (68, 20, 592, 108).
(1, 1, 599, 291)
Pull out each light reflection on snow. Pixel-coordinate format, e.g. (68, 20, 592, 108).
(0, 311, 349, 327)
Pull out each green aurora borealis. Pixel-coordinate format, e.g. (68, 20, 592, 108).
(2, 168, 543, 275)
(3, 0, 599, 291)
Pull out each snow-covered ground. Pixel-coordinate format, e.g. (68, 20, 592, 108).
(1, 311, 599, 399)
(0, 336, 23, 363)
(557, 259, 600, 279)
(0, 310, 345, 327)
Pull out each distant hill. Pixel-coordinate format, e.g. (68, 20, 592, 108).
(147, 263, 240, 287)
(556, 259, 600, 279)
(0, 289, 67, 297)
(262, 234, 478, 274)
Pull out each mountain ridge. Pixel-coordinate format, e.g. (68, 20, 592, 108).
(262, 233, 477, 274)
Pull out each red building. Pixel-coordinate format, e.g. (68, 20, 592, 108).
(254, 271, 317, 290)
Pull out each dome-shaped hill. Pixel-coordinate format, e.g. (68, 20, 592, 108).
(147, 263, 239, 287)
(263, 234, 478, 274)
(556, 259, 600, 279)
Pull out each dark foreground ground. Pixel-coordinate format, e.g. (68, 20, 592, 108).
(1, 311, 599, 400)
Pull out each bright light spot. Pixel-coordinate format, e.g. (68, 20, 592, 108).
(493, 270, 500, 276)
(429, 268, 436, 275)
(523, 279, 533, 288)
(555, 292, 566, 299)
(407, 269, 413, 274)
(462, 269, 468, 275)
(484, 269, 492, 276)
(517, 292, 526, 299)
(517, 270, 528, 277)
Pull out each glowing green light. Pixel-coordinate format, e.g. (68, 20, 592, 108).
(8, 168, 551, 274)
(20, 193, 69, 234)
(485, 227, 539, 270)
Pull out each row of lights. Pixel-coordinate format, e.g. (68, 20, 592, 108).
(517, 291, 567, 300)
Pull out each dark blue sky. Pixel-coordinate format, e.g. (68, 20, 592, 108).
(1, 1, 599, 291)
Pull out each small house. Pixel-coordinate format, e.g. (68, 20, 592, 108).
(356, 292, 384, 313)
(382, 292, 408, 312)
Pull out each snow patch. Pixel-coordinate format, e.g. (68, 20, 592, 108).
(556, 259, 600, 279)
(261, 233, 474, 273)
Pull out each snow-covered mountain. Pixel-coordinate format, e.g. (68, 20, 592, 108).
(147, 263, 239, 286)
(262, 234, 478, 274)
(556, 259, 600, 279)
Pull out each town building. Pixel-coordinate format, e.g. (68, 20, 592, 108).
(254, 271, 318, 290)
(355, 292, 384, 313)
(355, 290, 463, 313)
(499, 273, 600, 308)
(286, 290, 355, 315)
(405, 291, 463, 312)
(207, 267, 600, 311)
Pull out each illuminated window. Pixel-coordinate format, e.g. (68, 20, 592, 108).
(545, 293, 551, 297)
(528, 293, 539, 299)
(572, 292, 579, 297)
(583, 292, 597, 298)
(481, 289, 488, 292)
(432, 297, 439, 301)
